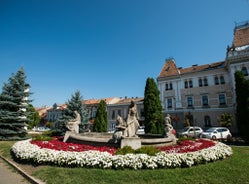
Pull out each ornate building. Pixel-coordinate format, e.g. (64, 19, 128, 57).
(157, 21, 249, 133)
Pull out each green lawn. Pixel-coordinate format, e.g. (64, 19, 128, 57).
(1, 141, 249, 184)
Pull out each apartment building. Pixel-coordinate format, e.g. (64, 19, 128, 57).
(157, 21, 249, 133)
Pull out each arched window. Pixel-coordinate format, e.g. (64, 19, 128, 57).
(189, 80, 193, 88)
(185, 81, 188, 88)
(204, 116, 211, 127)
(170, 83, 173, 90)
(165, 83, 168, 91)
(214, 76, 219, 85)
(199, 78, 203, 87)
(220, 76, 225, 84)
(204, 78, 208, 86)
(242, 66, 248, 76)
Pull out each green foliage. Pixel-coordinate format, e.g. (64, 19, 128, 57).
(93, 99, 108, 132)
(115, 146, 160, 156)
(143, 77, 164, 134)
(135, 146, 160, 156)
(115, 146, 135, 155)
(58, 90, 88, 132)
(27, 104, 41, 129)
(31, 131, 53, 141)
(218, 113, 233, 127)
(235, 71, 249, 142)
(0, 67, 31, 140)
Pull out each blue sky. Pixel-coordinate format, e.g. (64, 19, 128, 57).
(0, 0, 248, 107)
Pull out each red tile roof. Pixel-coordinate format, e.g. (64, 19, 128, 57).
(114, 97, 143, 105)
(158, 60, 225, 78)
(233, 23, 249, 47)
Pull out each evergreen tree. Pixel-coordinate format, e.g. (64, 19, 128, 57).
(235, 71, 249, 142)
(0, 67, 31, 140)
(143, 77, 164, 134)
(58, 90, 88, 132)
(93, 99, 108, 132)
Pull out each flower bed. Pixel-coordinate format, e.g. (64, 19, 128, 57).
(11, 138, 232, 169)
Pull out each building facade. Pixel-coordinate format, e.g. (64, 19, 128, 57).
(157, 21, 249, 133)
(107, 97, 144, 132)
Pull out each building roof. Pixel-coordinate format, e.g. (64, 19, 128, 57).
(233, 21, 249, 47)
(83, 97, 121, 105)
(114, 97, 144, 105)
(158, 59, 225, 79)
(158, 59, 179, 78)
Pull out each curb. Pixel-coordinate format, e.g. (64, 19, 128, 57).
(0, 155, 45, 184)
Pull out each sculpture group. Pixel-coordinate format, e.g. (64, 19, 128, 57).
(112, 100, 140, 142)
(65, 101, 176, 147)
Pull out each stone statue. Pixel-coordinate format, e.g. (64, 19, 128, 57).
(66, 111, 81, 134)
(126, 100, 140, 137)
(164, 114, 174, 137)
(112, 115, 127, 143)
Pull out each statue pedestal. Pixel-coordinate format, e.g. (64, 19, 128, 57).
(120, 136, 141, 149)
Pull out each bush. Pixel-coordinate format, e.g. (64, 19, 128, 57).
(135, 146, 160, 156)
(115, 146, 160, 156)
(115, 146, 135, 155)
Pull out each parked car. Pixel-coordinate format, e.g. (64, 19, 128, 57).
(200, 127, 232, 140)
(178, 126, 203, 138)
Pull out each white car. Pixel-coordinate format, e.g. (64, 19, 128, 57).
(200, 127, 232, 140)
(178, 126, 203, 138)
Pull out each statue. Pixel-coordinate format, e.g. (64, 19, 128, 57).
(126, 100, 140, 137)
(164, 114, 174, 137)
(112, 115, 127, 143)
(66, 111, 81, 134)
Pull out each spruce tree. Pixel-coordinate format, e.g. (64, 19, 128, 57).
(58, 90, 88, 132)
(93, 99, 108, 132)
(235, 71, 249, 142)
(0, 67, 31, 140)
(143, 77, 164, 134)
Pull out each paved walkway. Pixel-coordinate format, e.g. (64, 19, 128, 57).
(0, 158, 29, 184)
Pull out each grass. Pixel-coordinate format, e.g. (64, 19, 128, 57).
(1, 141, 249, 184)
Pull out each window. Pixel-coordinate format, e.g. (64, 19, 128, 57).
(242, 66, 248, 76)
(169, 83, 173, 90)
(214, 76, 219, 85)
(165, 83, 168, 91)
(167, 98, 172, 108)
(112, 110, 115, 120)
(189, 80, 193, 88)
(199, 78, 203, 87)
(187, 96, 193, 107)
(184, 81, 188, 88)
(203, 78, 208, 86)
(202, 95, 209, 106)
(220, 76, 225, 84)
(219, 94, 226, 105)
(204, 115, 211, 127)
(165, 83, 173, 90)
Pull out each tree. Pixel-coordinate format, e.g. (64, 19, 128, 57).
(218, 113, 233, 127)
(93, 99, 108, 132)
(143, 77, 164, 134)
(58, 90, 88, 132)
(0, 67, 32, 140)
(235, 71, 249, 142)
(26, 104, 40, 129)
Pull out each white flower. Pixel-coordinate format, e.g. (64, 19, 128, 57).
(11, 140, 233, 170)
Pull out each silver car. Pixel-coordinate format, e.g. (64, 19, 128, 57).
(200, 127, 232, 140)
(178, 126, 203, 138)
